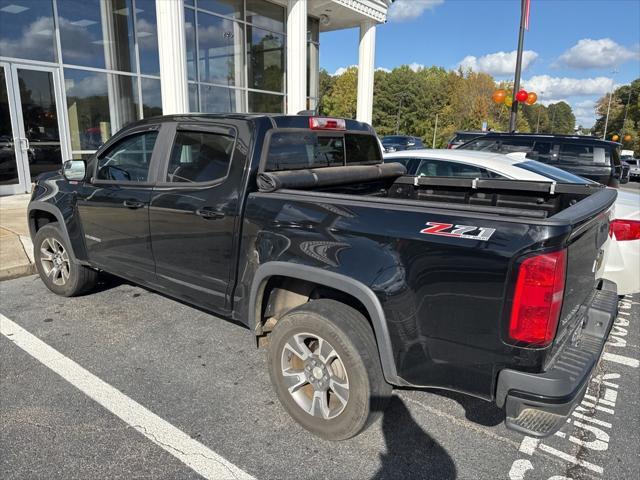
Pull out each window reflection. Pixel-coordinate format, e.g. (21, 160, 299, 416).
(247, 26, 284, 93)
(135, 0, 160, 76)
(185, 8, 197, 81)
(248, 91, 283, 113)
(65, 68, 138, 151)
(198, 0, 243, 19)
(246, 0, 285, 33)
(189, 82, 199, 112)
(0, 0, 57, 62)
(197, 12, 244, 87)
(141, 77, 162, 118)
(58, 0, 135, 72)
(201, 84, 244, 113)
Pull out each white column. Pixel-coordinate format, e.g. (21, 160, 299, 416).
(156, 0, 189, 114)
(286, 0, 307, 114)
(356, 20, 376, 124)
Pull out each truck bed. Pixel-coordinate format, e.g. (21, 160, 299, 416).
(243, 171, 615, 399)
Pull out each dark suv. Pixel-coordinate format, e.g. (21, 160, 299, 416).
(380, 135, 424, 152)
(458, 133, 627, 187)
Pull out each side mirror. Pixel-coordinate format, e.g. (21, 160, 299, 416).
(62, 159, 86, 181)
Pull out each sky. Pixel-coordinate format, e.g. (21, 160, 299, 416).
(319, 0, 640, 127)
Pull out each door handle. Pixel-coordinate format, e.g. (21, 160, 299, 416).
(123, 199, 145, 209)
(196, 207, 224, 219)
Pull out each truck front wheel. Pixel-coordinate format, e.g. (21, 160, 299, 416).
(34, 223, 98, 297)
(267, 299, 391, 440)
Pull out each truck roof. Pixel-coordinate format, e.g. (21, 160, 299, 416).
(127, 113, 374, 133)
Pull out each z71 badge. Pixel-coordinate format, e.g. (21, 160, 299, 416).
(420, 222, 496, 241)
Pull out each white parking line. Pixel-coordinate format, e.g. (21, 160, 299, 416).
(603, 352, 640, 368)
(0, 314, 255, 480)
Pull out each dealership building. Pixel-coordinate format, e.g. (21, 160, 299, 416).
(0, 0, 391, 195)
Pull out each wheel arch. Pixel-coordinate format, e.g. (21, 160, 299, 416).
(249, 261, 400, 385)
(28, 202, 81, 262)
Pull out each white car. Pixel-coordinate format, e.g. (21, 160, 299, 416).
(385, 149, 640, 295)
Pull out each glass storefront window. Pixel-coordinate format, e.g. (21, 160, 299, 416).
(247, 26, 284, 93)
(201, 84, 245, 113)
(65, 68, 139, 151)
(0, 0, 57, 62)
(135, 0, 160, 76)
(198, 0, 243, 19)
(185, 8, 197, 81)
(58, 0, 136, 72)
(246, 0, 285, 33)
(141, 77, 162, 118)
(197, 12, 244, 87)
(189, 82, 199, 112)
(248, 91, 283, 113)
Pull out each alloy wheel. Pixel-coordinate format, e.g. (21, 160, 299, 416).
(280, 332, 350, 420)
(40, 237, 70, 286)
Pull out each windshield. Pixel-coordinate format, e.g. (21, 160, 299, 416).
(514, 160, 593, 184)
(382, 136, 409, 145)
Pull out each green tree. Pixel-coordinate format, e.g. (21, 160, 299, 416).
(546, 102, 575, 134)
(317, 68, 334, 115)
(593, 79, 639, 154)
(322, 67, 358, 119)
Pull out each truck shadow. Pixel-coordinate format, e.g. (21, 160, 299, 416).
(371, 395, 456, 480)
(429, 389, 505, 427)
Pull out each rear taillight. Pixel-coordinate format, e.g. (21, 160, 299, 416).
(309, 117, 346, 130)
(609, 219, 640, 241)
(509, 249, 567, 346)
(447, 143, 453, 149)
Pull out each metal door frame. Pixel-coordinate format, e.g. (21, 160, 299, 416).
(0, 62, 68, 195)
(0, 62, 28, 195)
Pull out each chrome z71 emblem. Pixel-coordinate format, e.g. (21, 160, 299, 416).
(420, 222, 496, 241)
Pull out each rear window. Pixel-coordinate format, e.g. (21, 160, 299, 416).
(265, 132, 381, 171)
(515, 160, 593, 183)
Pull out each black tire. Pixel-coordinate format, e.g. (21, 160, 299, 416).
(33, 223, 98, 297)
(267, 299, 392, 440)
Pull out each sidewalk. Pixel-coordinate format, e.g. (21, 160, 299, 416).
(0, 194, 35, 280)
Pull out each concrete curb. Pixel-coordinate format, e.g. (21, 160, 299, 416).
(0, 263, 36, 281)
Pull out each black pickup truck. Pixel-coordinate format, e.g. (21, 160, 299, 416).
(28, 114, 618, 441)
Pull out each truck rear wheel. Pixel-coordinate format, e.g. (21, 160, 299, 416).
(267, 299, 391, 440)
(34, 223, 98, 297)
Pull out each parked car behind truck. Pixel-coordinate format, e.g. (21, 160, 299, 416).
(29, 114, 617, 441)
(385, 148, 640, 295)
(458, 132, 628, 187)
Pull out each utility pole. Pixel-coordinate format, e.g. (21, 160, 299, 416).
(603, 69, 618, 139)
(432, 113, 439, 149)
(535, 91, 544, 133)
(509, 0, 528, 132)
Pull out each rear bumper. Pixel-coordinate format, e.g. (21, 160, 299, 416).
(495, 279, 618, 438)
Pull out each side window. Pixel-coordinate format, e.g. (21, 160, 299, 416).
(416, 159, 490, 178)
(166, 131, 234, 183)
(461, 138, 501, 152)
(96, 131, 158, 182)
(526, 141, 557, 163)
(558, 144, 610, 166)
(498, 139, 534, 153)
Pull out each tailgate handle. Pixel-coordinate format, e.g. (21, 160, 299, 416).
(196, 207, 224, 220)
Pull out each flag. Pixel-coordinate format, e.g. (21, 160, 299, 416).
(524, 0, 531, 30)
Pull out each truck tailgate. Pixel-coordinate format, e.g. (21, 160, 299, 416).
(552, 188, 616, 352)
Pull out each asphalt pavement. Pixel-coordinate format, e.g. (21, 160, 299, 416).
(1, 274, 638, 480)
